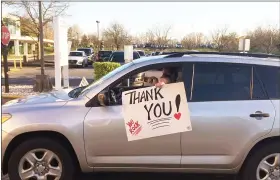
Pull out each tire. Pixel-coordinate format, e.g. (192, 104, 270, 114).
(240, 142, 280, 180)
(8, 137, 75, 180)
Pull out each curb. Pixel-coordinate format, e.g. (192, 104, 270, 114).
(2, 95, 24, 99)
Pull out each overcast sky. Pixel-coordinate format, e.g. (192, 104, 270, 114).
(3, 2, 279, 41)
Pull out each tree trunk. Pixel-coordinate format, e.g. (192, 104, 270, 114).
(37, 34, 40, 60)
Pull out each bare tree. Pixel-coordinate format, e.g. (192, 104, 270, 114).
(68, 24, 82, 50)
(149, 25, 172, 48)
(211, 27, 238, 52)
(103, 22, 131, 50)
(211, 27, 229, 51)
(88, 34, 99, 48)
(4, 1, 69, 58)
(181, 33, 205, 49)
(80, 34, 91, 47)
(247, 26, 280, 54)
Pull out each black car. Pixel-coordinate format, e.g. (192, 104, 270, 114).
(137, 50, 145, 57)
(95, 50, 113, 62)
(108, 51, 141, 65)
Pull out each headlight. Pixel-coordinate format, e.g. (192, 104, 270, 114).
(2, 113, 12, 124)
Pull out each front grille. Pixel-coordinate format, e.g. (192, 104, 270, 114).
(69, 60, 77, 64)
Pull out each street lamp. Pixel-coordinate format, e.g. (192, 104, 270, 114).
(96, 20, 100, 50)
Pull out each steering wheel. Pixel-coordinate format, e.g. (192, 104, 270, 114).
(109, 89, 117, 104)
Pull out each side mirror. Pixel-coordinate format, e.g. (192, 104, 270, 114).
(97, 90, 110, 106)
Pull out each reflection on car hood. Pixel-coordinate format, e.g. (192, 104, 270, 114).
(68, 56, 84, 60)
(3, 89, 73, 107)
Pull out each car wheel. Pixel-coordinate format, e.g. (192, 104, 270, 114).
(8, 137, 75, 180)
(241, 142, 280, 180)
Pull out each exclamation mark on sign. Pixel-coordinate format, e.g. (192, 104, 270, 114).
(174, 94, 181, 120)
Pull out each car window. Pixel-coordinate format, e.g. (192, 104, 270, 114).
(138, 51, 145, 56)
(105, 63, 183, 106)
(255, 65, 280, 99)
(69, 52, 83, 56)
(190, 62, 253, 102)
(133, 52, 140, 59)
(111, 53, 124, 62)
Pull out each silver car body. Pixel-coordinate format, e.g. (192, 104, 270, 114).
(2, 54, 280, 174)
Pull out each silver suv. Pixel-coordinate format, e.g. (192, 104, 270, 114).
(2, 52, 280, 180)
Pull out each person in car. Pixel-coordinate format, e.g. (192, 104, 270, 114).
(155, 67, 178, 88)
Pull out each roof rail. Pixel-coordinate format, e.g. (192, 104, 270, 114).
(164, 52, 280, 59)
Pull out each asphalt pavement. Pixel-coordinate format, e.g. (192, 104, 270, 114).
(2, 66, 95, 87)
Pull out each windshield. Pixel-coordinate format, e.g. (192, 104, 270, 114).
(79, 62, 134, 96)
(77, 49, 91, 55)
(69, 52, 83, 56)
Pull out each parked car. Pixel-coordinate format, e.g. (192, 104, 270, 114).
(108, 51, 141, 64)
(94, 50, 113, 62)
(2, 52, 280, 180)
(68, 51, 88, 68)
(77, 48, 94, 65)
(136, 50, 145, 57)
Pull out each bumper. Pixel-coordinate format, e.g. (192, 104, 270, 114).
(1, 130, 15, 164)
(69, 60, 83, 66)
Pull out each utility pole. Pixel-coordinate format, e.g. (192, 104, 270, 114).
(39, 1, 45, 75)
(96, 20, 100, 50)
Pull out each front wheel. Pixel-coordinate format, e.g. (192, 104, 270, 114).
(8, 137, 75, 180)
(241, 142, 280, 180)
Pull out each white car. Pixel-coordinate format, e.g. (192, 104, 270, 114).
(68, 51, 88, 68)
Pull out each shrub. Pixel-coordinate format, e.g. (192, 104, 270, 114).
(94, 62, 121, 80)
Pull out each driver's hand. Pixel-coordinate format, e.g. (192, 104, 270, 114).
(155, 81, 165, 88)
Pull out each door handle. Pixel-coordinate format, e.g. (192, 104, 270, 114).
(250, 111, 270, 118)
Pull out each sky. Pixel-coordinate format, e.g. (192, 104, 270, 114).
(2, 2, 280, 41)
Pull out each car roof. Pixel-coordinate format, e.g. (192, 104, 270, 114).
(131, 54, 280, 67)
(70, 51, 84, 53)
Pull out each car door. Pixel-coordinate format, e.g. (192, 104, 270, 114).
(180, 62, 276, 170)
(84, 63, 182, 168)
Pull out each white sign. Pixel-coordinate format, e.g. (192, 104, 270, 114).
(122, 82, 192, 141)
(124, 45, 133, 63)
(238, 38, 250, 51)
(79, 76, 89, 87)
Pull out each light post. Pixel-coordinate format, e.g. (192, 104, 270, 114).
(96, 20, 100, 50)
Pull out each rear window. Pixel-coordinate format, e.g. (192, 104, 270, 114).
(69, 52, 83, 56)
(110, 52, 140, 62)
(77, 48, 91, 55)
(99, 51, 112, 57)
(137, 51, 145, 56)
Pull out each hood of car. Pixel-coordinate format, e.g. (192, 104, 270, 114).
(2, 89, 73, 108)
(68, 56, 84, 60)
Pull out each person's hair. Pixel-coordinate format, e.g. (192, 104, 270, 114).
(162, 67, 178, 83)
